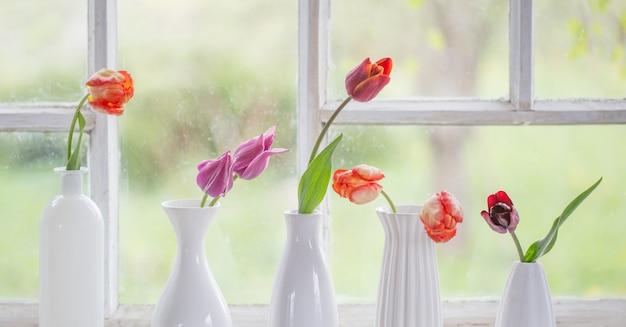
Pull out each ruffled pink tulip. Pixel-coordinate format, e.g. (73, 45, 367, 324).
(332, 164, 384, 205)
(196, 151, 234, 198)
(232, 126, 289, 180)
(420, 190, 464, 243)
(480, 190, 520, 234)
(345, 57, 393, 102)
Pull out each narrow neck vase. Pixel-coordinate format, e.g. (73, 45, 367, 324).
(151, 199, 232, 327)
(39, 167, 104, 327)
(268, 210, 339, 327)
(375, 205, 442, 327)
(495, 261, 556, 327)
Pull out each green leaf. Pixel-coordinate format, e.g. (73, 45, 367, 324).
(66, 111, 86, 170)
(297, 134, 342, 214)
(523, 177, 602, 262)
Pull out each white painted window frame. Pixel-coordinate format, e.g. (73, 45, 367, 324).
(0, 0, 625, 324)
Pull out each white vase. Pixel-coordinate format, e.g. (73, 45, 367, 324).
(152, 199, 232, 327)
(374, 205, 442, 327)
(39, 167, 104, 327)
(268, 210, 339, 327)
(495, 261, 556, 327)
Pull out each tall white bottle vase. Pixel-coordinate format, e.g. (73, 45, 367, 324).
(39, 167, 104, 327)
(268, 210, 339, 327)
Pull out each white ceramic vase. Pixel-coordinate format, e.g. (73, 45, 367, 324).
(152, 199, 232, 327)
(268, 210, 339, 327)
(375, 205, 442, 327)
(495, 261, 556, 327)
(39, 167, 104, 327)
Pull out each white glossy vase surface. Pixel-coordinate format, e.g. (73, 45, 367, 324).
(39, 167, 104, 327)
(375, 205, 442, 327)
(268, 210, 339, 327)
(495, 261, 556, 327)
(152, 199, 232, 327)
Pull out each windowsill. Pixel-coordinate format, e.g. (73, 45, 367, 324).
(1, 298, 625, 326)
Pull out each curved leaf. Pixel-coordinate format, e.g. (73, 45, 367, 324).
(523, 177, 602, 262)
(298, 134, 342, 214)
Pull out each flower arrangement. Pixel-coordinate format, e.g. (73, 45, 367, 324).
(480, 177, 602, 262)
(196, 126, 289, 207)
(297, 57, 392, 214)
(66, 69, 134, 170)
(332, 164, 464, 242)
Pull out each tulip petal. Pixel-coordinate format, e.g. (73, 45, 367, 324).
(348, 183, 383, 204)
(237, 148, 289, 180)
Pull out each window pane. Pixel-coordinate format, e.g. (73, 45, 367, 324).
(117, 0, 297, 304)
(328, 124, 626, 300)
(536, 0, 626, 98)
(0, 132, 86, 299)
(0, 1, 87, 102)
(329, 0, 508, 99)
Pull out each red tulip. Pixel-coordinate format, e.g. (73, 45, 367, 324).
(85, 69, 134, 116)
(480, 191, 520, 234)
(345, 57, 392, 102)
(332, 164, 385, 205)
(420, 190, 464, 243)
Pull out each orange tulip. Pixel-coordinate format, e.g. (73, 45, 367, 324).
(332, 164, 385, 205)
(420, 190, 464, 243)
(85, 69, 134, 116)
(345, 57, 392, 102)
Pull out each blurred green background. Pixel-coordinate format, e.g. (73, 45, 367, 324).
(1, 0, 625, 305)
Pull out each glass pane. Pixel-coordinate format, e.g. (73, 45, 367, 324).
(328, 124, 626, 300)
(536, 0, 626, 98)
(329, 0, 508, 100)
(0, 132, 88, 299)
(117, 0, 297, 304)
(0, 1, 87, 102)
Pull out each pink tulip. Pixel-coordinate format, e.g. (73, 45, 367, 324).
(196, 151, 234, 197)
(480, 191, 520, 234)
(332, 164, 385, 205)
(232, 126, 289, 180)
(420, 190, 464, 243)
(345, 57, 393, 102)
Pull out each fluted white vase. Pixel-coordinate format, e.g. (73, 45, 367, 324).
(268, 210, 339, 327)
(39, 167, 104, 327)
(375, 205, 442, 327)
(495, 261, 556, 327)
(152, 199, 232, 327)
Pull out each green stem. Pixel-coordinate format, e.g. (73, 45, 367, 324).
(308, 97, 352, 165)
(66, 93, 90, 161)
(199, 175, 239, 207)
(380, 190, 396, 213)
(510, 231, 525, 262)
(200, 193, 209, 207)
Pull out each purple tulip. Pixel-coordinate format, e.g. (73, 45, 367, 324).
(232, 126, 289, 180)
(196, 151, 234, 197)
(480, 190, 520, 234)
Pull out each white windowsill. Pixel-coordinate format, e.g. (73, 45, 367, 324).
(2, 299, 625, 326)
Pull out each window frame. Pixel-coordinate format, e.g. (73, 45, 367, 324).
(0, 0, 625, 323)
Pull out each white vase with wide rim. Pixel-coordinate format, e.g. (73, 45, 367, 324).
(151, 199, 232, 327)
(39, 167, 104, 327)
(268, 210, 339, 327)
(495, 261, 556, 327)
(374, 205, 442, 327)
